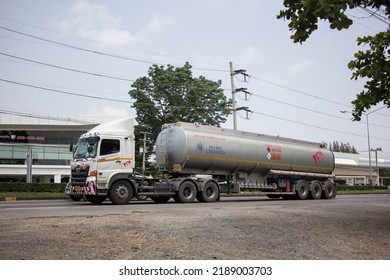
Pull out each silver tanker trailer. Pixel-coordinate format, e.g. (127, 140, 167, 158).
(66, 118, 336, 205)
(142, 121, 336, 202)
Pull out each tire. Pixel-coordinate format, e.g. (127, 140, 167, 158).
(198, 181, 219, 202)
(309, 181, 322, 199)
(295, 180, 309, 200)
(85, 195, 107, 204)
(266, 194, 281, 199)
(70, 195, 82, 201)
(322, 181, 336, 199)
(109, 180, 133, 205)
(150, 196, 171, 203)
(175, 181, 197, 203)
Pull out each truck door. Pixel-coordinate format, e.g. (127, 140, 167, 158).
(96, 138, 122, 186)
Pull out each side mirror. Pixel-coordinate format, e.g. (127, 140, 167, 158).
(69, 144, 73, 152)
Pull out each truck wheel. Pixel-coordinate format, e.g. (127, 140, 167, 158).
(309, 181, 322, 199)
(198, 181, 219, 202)
(85, 195, 107, 204)
(109, 180, 133, 205)
(70, 195, 82, 201)
(175, 181, 197, 203)
(322, 181, 336, 199)
(295, 180, 309, 200)
(150, 196, 171, 203)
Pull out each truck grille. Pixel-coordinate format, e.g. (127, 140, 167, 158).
(70, 165, 90, 186)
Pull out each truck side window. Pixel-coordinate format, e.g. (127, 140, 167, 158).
(100, 139, 120, 156)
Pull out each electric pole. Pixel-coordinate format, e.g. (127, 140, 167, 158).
(230, 62, 237, 130)
(229, 62, 252, 130)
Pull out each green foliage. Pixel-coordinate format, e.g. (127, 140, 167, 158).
(278, 0, 390, 120)
(348, 29, 390, 120)
(337, 184, 387, 191)
(324, 140, 358, 153)
(128, 62, 232, 174)
(277, 0, 356, 43)
(0, 182, 65, 192)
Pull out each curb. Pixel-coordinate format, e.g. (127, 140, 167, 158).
(0, 196, 68, 201)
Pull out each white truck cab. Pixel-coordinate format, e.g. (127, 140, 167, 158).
(66, 118, 136, 204)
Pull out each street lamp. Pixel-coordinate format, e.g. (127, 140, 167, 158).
(340, 105, 386, 185)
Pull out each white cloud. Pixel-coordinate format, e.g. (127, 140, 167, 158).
(289, 59, 314, 75)
(59, 0, 134, 46)
(237, 46, 262, 64)
(87, 106, 129, 118)
(59, 0, 172, 46)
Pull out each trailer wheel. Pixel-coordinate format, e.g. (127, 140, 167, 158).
(322, 181, 336, 199)
(85, 195, 107, 204)
(109, 180, 133, 205)
(295, 180, 309, 200)
(198, 181, 219, 202)
(175, 181, 197, 203)
(309, 181, 322, 199)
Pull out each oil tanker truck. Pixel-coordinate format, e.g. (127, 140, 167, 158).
(66, 118, 336, 204)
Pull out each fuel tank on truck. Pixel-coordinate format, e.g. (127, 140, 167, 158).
(155, 122, 335, 176)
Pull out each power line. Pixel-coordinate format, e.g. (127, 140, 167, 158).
(0, 16, 229, 69)
(250, 74, 390, 118)
(0, 25, 228, 72)
(250, 75, 350, 107)
(0, 109, 94, 124)
(0, 78, 132, 103)
(251, 110, 390, 142)
(250, 91, 390, 130)
(0, 52, 135, 82)
(3, 77, 390, 141)
(358, 6, 390, 25)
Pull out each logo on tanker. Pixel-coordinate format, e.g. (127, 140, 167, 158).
(196, 143, 204, 152)
(313, 150, 324, 162)
(266, 145, 282, 160)
(196, 142, 225, 155)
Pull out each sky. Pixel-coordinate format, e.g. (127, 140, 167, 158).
(1, 0, 389, 159)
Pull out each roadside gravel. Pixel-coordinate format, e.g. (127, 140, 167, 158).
(1, 203, 389, 260)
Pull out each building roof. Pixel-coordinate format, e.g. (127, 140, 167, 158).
(333, 152, 390, 169)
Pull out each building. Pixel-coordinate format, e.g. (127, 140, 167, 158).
(0, 113, 117, 183)
(333, 152, 390, 186)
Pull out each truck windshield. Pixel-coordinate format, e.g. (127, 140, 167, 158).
(74, 137, 99, 159)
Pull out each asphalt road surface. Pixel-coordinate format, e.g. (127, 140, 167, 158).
(0, 194, 389, 260)
(0, 194, 389, 219)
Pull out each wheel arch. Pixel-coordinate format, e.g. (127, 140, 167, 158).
(108, 173, 137, 194)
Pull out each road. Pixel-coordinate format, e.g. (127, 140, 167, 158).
(1, 194, 389, 219)
(1, 193, 390, 260)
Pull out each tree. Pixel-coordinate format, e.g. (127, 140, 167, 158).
(277, 0, 390, 121)
(128, 62, 232, 174)
(324, 140, 358, 153)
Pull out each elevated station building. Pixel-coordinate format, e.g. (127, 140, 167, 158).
(0, 113, 116, 183)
